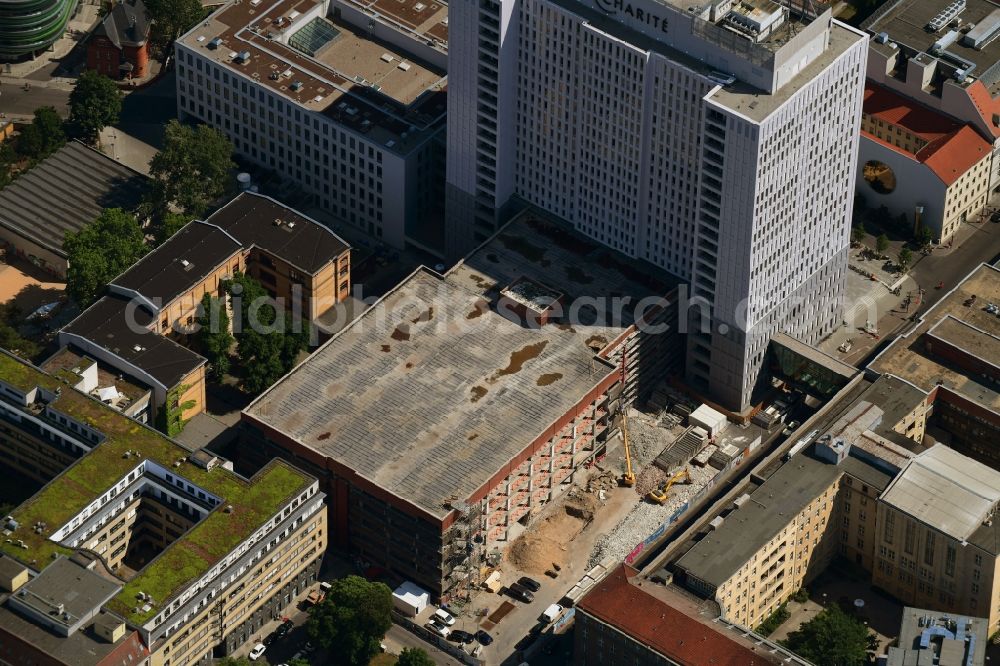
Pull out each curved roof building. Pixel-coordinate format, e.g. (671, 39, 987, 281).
(0, 0, 78, 60)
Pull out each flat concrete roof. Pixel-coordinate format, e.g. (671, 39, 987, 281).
(870, 263, 1000, 411)
(708, 20, 866, 122)
(892, 606, 987, 666)
(865, 0, 1000, 89)
(10, 557, 121, 631)
(881, 444, 1000, 543)
(676, 451, 890, 588)
(244, 212, 681, 519)
(180, 0, 446, 152)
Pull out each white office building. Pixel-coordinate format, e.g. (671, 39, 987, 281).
(176, 0, 448, 250)
(446, 0, 868, 410)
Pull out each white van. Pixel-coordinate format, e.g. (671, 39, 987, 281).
(433, 607, 456, 626)
(540, 603, 563, 623)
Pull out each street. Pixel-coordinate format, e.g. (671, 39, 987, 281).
(0, 80, 70, 118)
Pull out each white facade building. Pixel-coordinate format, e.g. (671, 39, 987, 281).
(446, 0, 868, 410)
(175, 0, 448, 250)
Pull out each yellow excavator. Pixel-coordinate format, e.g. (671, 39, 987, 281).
(646, 468, 691, 505)
(619, 351, 636, 487)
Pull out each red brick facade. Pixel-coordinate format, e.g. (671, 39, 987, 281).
(86, 35, 149, 79)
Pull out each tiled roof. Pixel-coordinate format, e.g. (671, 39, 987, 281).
(864, 84, 960, 144)
(576, 565, 783, 666)
(862, 83, 991, 187)
(966, 80, 1000, 139)
(921, 125, 992, 186)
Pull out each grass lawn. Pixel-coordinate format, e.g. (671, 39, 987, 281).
(369, 654, 397, 666)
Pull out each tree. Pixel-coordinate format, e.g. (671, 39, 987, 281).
(64, 208, 146, 307)
(915, 225, 933, 250)
(851, 224, 866, 246)
(0, 303, 41, 360)
(780, 605, 870, 666)
(145, 0, 203, 46)
(149, 120, 235, 216)
(397, 647, 436, 666)
(68, 71, 122, 143)
(224, 273, 307, 394)
(306, 576, 393, 666)
(897, 246, 912, 271)
(0, 142, 16, 189)
(875, 233, 889, 256)
(194, 294, 234, 380)
(153, 211, 193, 246)
(17, 107, 65, 160)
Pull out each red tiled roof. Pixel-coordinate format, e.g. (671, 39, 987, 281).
(862, 83, 992, 187)
(965, 80, 1000, 139)
(864, 83, 960, 144)
(576, 565, 783, 666)
(921, 125, 991, 186)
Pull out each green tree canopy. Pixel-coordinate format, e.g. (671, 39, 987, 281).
(216, 658, 251, 666)
(223, 273, 308, 394)
(195, 294, 234, 380)
(153, 211, 193, 246)
(780, 605, 870, 666)
(17, 107, 66, 160)
(0, 303, 41, 361)
(874, 233, 889, 256)
(306, 576, 393, 666)
(149, 120, 235, 216)
(64, 208, 146, 307)
(0, 142, 16, 189)
(397, 647, 436, 666)
(145, 0, 203, 46)
(915, 225, 933, 249)
(851, 224, 866, 245)
(897, 246, 913, 271)
(68, 71, 123, 143)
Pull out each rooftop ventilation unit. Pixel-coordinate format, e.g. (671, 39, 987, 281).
(180, 259, 191, 267)
(874, 31, 889, 44)
(927, 0, 966, 32)
(290, 81, 303, 91)
(234, 51, 251, 64)
(208, 37, 222, 49)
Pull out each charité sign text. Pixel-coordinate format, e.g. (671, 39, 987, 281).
(594, 0, 670, 33)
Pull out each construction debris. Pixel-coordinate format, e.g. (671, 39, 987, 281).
(587, 464, 719, 568)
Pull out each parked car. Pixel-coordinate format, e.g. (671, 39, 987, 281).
(433, 607, 456, 626)
(508, 582, 535, 603)
(248, 644, 267, 661)
(517, 576, 541, 592)
(541, 603, 563, 623)
(449, 629, 476, 644)
(426, 621, 451, 638)
(514, 632, 538, 651)
(475, 629, 494, 646)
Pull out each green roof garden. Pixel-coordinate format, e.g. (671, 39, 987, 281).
(0, 352, 313, 626)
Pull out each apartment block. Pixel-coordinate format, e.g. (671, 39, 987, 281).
(858, 82, 992, 244)
(242, 210, 682, 598)
(573, 564, 804, 666)
(447, 0, 868, 411)
(872, 446, 1000, 627)
(0, 349, 327, 664)
(175, 0, 447, 250)
(53, 192, 350, 425)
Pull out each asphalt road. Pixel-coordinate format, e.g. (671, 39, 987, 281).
(0, 81, 70, 118)
(907, 220, 1000, 312)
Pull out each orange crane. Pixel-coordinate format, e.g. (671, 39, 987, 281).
(619, 350, 636, 487)
(646, 468, 691, 505)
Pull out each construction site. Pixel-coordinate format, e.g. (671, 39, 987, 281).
(502, 385, 771, 582)
(241, 210, 685, 599)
